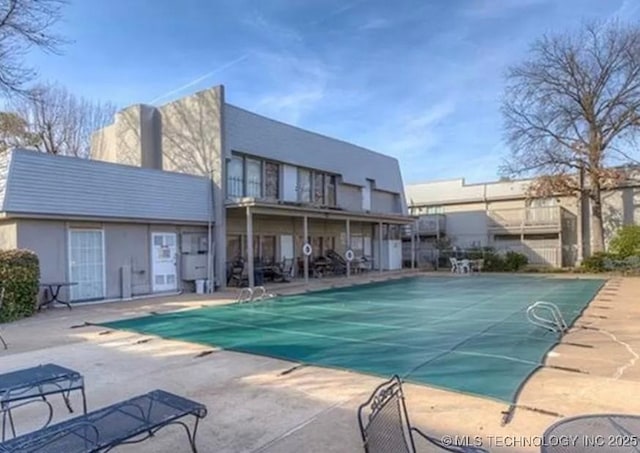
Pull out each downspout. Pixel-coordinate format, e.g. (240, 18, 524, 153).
(207, 170, 215, 293)
(483, 183, 489, 246)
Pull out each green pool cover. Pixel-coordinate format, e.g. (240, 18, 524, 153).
(101, 275, 605, 404)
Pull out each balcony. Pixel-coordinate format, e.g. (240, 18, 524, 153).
(402, 214, 446, 237)
(487, 206, 562, 233)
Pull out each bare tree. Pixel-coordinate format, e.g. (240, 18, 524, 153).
(501, 20, 640, 253)
(0, 111, 38, 151)
(0, 0, 68, 97)
(11, 82, 117, 157)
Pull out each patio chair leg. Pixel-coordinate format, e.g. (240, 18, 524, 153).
(0, 333, 6, 350)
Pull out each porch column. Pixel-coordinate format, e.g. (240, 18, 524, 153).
(378, 221, 383, 274)
(303, 215, 309, 284)
(346, 219, 351, 278)
(410, 221, 415, 270)
(247, 206, 254, 288)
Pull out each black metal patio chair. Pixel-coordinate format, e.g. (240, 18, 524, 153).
(357, 375, 489, 453)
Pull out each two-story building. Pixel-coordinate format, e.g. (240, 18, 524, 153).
(405, 174, 640, 268)
(79, 84, 409, 298)
(0, 85, 410, 304)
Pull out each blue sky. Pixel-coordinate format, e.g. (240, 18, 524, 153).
(25, 0, 640, 184)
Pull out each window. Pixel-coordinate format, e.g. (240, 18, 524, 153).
(227, 156, 244, 197)
(246, 158, 262, 198)
(313, 172, 324, 204)
(326, 175, 336, 206)
(426, 206, 443, 215)
(298, 168, 312, 202)
(265, 162, 279, 199)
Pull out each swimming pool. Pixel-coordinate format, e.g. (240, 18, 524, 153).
(101, 275, 605, 405)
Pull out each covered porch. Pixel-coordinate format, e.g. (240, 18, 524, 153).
(225, 201, 413, 287)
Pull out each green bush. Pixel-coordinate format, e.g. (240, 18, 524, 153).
(483, 251, 505, 271)
(480, 250, 528, 272)
(609, 225, 640, 259)
(504, 251, 528, 271)
(580, 252, 614, 272)
(0, 249, 40, 322)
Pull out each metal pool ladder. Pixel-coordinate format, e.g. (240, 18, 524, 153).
(526, 301, 568, 333)
(251, 286, 276, 301)
(236, 287, 253, 304)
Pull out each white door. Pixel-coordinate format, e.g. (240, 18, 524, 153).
(69, 229, 105, 301)
(280, 235, 294, 261)
(151, 232, 178, 292)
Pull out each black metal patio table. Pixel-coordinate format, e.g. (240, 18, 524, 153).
(542, 414, 640, 452)
(38, 282, 77, 310)
(0, 363, 86, 441)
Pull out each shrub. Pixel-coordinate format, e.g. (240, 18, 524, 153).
(0, 249, 40, 322)
(609, 225, 640, 259)
(483, 251, 505, 271)
(503, 251, 529, 271)
(580, 252, 612, 272)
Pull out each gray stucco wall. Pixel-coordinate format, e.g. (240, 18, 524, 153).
(17, 220, 69, 301)
(16, 219, 209, 303)
(224, 103, 407, 210)
(0, 220, 17, 249)
(371, 190, 399, 214)
(337, 184, 363, 212)
(105, 224, 151, 298)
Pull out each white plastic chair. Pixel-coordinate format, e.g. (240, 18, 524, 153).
(449, 257, 458, 273)
(459, 259, 471, 274)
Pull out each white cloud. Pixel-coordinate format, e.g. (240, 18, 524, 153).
(359, 17, 392, 31)
(611, 0, 640, 19)
(462, 0, 551, 19)
(246, 51, 330, 124)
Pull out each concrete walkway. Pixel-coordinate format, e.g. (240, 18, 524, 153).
(1, 273, 640, 452)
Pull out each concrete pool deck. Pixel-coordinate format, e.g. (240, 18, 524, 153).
(1, 272, 640, 452)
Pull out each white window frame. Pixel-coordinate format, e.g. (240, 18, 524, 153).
(245, 157, 263, 198)
(227, 155, 244, 198)
(67, 228, 106, 302)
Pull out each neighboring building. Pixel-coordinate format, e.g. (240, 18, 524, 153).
(86, 84, 410, 298)
(405, 175, 640, 268)
(0, 149, 213, 302)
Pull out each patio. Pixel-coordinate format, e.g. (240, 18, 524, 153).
(1, 273, 640, 452)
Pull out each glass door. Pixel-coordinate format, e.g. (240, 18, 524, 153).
(68, 229, 105, 301)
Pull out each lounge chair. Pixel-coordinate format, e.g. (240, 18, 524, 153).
(357, 375, 488, 453)
(228, 258, 247, 287)
(272, 258, 293, 283)
(1, 363, 87, 442)
(326, 250, 347, 275)
(0, 389, 207, 453)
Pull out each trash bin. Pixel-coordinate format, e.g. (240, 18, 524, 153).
(254, 269, 264, 286)
(195, 279, 205, 294)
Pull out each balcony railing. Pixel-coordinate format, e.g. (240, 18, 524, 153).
(402, 215, 445, 237)
(488, 206, 561, 230)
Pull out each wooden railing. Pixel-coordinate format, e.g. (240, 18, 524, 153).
(415, 215, 446, 235)
(488, 206, 561, 230)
